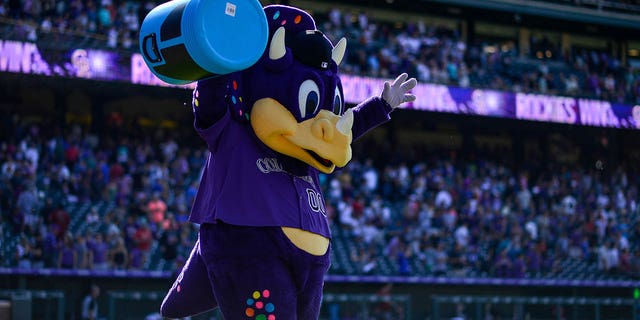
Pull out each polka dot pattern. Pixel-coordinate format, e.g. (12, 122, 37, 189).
(244, 289, 276, 320)
(227, 76, 248, 122)
(265, 303, 274, 313)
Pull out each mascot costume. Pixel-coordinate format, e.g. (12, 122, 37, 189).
(148, 3, 417, 319)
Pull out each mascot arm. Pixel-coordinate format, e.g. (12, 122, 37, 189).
(193, 74, 234, 129)
(351, 73, 417, 140)
(351, 96, 393, 141)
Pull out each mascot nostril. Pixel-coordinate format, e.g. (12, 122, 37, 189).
(312, 118, 334, 141)
(151, 2, 418, 319)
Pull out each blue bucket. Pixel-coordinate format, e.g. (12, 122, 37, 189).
(139, 0, 268, 85)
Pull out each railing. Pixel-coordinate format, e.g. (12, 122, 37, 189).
(106, 291, 220, 320)
(0, 290, 65, 320)
(539, 0, 640, 14)
(323, 293, 412, 320)
(106, 291, 411, 320)
(432, 294, 640, 320)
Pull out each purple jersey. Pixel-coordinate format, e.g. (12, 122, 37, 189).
(60, 247, 75, 268)
(189, 97, 391, 238)
(91, 242, 108, 264)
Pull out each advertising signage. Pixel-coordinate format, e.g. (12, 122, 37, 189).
(2, 39, 639, 129)
(341, 75, 639, 129)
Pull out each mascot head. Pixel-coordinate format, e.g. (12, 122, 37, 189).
(238, 5, 352, 174)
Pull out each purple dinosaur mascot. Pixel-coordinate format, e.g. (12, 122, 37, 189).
(160, 4, 416, 319)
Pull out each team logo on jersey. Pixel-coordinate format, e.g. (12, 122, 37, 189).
(306, 188, 326, 216)
(256, 158, 285, 174)
(255, 158, 315, 187)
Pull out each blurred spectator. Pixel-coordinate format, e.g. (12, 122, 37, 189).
(128, 245, 146, 270)
(81, 284, 101, 320)
(16, 182, 40, 230)
(449, 243, 468, 277)
(58, 233, 77, 269)
(108, 237, 128, 270)
(432, 242, 448, 276)
(15, 236, 32, 269)
(494, 250, 511, 278)
(89, 233, 109, 271)
(510, 253, 526, 278)
(31, 232, 45, 269)
(159, 218, 179, 262)
(147, 193, 167, 224)
(75, 234, 90, 269)
(133, 218, 153, 261)
(48, 204, 70, 240)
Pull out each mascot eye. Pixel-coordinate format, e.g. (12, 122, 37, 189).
(332, 86, 343, 115)
(298, 79, 320, 118)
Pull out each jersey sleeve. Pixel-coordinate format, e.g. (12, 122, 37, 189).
(192, 75, 236, 152)
(350, 96, 394, 141)
(192, 75, 233, 130)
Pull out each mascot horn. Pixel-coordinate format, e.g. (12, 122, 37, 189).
(140, 1, 417, 319)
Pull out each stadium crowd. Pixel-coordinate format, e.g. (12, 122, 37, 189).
(1, 114, 202, 272)
(326, 147, 639, 279)
(0, 0, 639, 280)
(1, 112, 639, 281)
(0, 0, 639, 104)
(319, 7, 640, 105)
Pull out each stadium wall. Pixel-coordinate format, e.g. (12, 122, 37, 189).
(1, 273, 637, 319)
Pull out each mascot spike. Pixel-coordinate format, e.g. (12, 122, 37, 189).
(269, 27, 287, 60)
(336, 108, 354, 135)
(332, 37, 347, 66)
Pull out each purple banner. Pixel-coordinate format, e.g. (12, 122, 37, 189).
(342, 74, 640, 129)
(0, 39, 127, 80)
(515, 92, 639, 129)
(1, 39, 638, 129)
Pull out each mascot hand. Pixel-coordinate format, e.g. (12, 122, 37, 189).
(381, 73, 417, 109)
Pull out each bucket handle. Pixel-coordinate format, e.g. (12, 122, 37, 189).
(142, 33, 163, 64)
